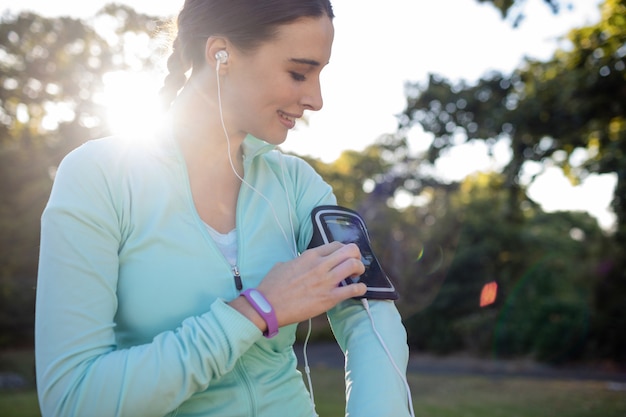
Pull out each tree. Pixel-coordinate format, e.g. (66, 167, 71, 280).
(399, 0, 625, 361)
(309, 135, 608, 361)
(299, 135, 463, 319)
(403, 172, 608, 360)
(476, 0, 572, 26)
(0, 5, 167, 148)
(0, 5, 168, 346)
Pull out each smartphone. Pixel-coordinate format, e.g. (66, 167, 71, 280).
(308, 205, 399, 300)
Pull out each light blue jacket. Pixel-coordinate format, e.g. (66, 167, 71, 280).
(35, 132, 411, 417)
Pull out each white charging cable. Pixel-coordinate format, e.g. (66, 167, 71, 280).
(361, 299, 415, 417)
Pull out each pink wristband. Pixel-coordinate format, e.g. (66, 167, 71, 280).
(240, 288, 279, 338)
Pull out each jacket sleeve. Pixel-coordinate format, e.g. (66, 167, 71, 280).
(35, 142, 262, 417)
(287, 155, 412, 417)
(327, 299, 412, 417)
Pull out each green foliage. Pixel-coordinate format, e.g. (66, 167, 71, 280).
(0, 5, 167, 347)
(0, 6, 168, 147)
(402, 0, 624, 196)
(400, 0, 626, 361)
(401, 172, 608, 361)
(476, 0, 567, 26)
(307, 128, 612, 362)
(300, 143, 392, 208)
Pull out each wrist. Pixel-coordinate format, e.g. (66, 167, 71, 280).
(240, 288, 279, 338)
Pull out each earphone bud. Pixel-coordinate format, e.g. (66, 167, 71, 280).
(215, 50, 229, 65)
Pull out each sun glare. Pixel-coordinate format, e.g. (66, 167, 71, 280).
(98, 70, 165, 140)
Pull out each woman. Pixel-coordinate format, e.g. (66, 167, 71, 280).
(35, 1, 411, 416)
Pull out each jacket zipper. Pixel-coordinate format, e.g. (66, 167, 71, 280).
(235, 360, 257, 416)
(232, 265, 243, 291)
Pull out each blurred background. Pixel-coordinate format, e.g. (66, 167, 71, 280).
(0, 0, 624, 373)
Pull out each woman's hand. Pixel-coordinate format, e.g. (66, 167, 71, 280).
(230, 242, 366, 332)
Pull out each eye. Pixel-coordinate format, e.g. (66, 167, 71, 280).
(289, 71, 306, 82)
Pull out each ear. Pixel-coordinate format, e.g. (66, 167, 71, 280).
(204, 36, 230, 72)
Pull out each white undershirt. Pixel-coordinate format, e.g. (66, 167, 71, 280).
(205, 224, 238, 267)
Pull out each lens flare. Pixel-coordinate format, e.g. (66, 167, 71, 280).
(414, 245, 425, 262)
(480, 281, 498, 307)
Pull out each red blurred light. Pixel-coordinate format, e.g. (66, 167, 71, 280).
(480, 281, 498, 307)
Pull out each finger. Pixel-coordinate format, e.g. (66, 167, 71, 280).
(310, 241, 345, 256)
(324, 243, 362, 271)
(333, 282, 367, 300)
(301, 242, 359, 272)
(330, 257, 365, 285)
(338, 242, 361, 259)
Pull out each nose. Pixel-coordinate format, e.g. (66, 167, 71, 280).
(301, 78, 323, 112)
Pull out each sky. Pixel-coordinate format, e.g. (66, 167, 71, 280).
(0, 0, 616, 230)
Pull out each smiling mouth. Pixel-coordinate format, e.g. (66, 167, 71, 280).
(278, 111, 301, 124)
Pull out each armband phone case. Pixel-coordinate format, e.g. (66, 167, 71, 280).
(308, 205, 399, 300)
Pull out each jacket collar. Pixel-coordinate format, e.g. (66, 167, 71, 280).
(242, 135, 276, 168)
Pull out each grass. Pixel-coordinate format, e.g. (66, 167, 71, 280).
(309, 370, 626, 417)
(0, 349, 39, 417)
(0, 391, 40, 417)
(2, 350, 625, 417)
(406, 373, 626, 417)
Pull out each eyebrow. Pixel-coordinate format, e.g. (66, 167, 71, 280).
(289, 58, 321, 67)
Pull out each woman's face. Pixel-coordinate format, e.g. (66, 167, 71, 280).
(222, 16, 334, 145)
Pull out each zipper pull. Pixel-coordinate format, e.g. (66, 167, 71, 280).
(232, 266, 243, 291)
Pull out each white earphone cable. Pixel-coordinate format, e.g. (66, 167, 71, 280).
(215, 58, 295, 253)
(278, 152, 316, 413)
(215, 57, 412, 417)
(361, 299, 415, 417)
(216, 57, 318, 415)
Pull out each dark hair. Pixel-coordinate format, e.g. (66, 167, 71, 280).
(160, 0, 334, 108)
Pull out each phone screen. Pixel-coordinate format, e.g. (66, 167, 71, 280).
(321, 214, 395, 293)
(309, 206, 399, 300)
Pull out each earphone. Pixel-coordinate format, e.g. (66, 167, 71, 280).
(215, 50, 229, 66)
